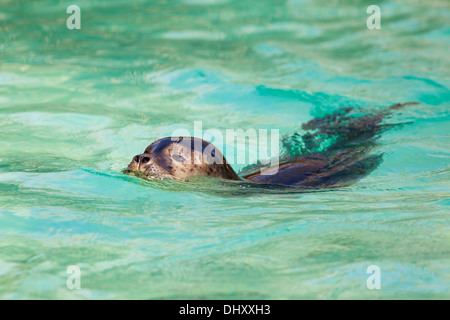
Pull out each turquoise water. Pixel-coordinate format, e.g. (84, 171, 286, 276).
(1, 0, 449, 299)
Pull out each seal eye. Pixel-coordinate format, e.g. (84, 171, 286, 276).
(171, 153, 186, 163)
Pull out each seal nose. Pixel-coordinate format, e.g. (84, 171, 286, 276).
(133, 154, 150, 165)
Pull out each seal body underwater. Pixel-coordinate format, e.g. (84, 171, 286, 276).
(126, 103, 415, 189)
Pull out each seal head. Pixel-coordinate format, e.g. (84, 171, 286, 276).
(127, 136, 240, 181)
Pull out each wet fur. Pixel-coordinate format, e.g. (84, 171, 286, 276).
(127, 137, 240, 181)
(127, 103, 414, 188)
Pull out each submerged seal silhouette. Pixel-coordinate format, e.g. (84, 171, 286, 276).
(126, 103, 415, 188)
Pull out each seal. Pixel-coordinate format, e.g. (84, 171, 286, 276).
(126, 103, 415, 188)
